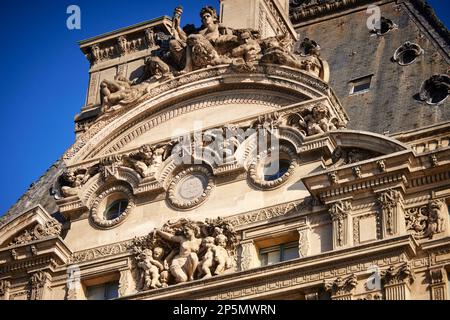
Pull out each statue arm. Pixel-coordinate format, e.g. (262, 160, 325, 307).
(155, 229, 182, 243)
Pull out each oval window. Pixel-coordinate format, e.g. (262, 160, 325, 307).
(104, 199, 129, 221)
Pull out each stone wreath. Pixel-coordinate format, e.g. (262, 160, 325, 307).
(90, 184, 135, 229)
(248, 144, 298, 190)
(167, 166, 215, 210)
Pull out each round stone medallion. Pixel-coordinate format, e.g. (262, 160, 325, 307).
(168, 166, 214, 210)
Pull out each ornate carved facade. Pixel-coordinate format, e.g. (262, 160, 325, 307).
(0, 0, 449, 300)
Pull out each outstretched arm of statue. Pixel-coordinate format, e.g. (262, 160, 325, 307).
(149, 258, 164, 271)
(155, 229, 183, 243)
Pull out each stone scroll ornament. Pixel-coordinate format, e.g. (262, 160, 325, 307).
(405, 200, 446, 239)
(131, 218, 238, 291)
(95, 5, 330, 115)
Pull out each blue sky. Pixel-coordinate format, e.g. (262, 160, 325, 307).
(0, 0, 449, 216)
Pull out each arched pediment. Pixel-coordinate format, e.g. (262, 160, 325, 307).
(64, 65, 345, 166)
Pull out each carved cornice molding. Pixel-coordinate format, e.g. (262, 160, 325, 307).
(290, 0, 374, 25)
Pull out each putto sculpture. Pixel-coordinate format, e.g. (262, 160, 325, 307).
(132, 218, 237, 291)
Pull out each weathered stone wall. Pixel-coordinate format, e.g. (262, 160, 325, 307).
(293, 1, 450, 134)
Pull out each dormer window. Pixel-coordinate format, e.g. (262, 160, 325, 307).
(349, 75, 373, 95)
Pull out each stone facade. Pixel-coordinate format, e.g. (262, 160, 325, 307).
(0, 0, 449, 300)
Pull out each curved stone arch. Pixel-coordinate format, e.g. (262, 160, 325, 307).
(277, 127, 306, 153)
(65, 65, 335, 165)
(327, 130, 410, 155)
(156, 152, 217, 191)
(81, 167, 140, 208)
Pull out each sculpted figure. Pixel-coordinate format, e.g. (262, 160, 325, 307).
(169, 6, 235, 72)
(122, 145, 154, 178)
(139, 56, 173, 83)
(169, 6, 188, 70)
(155, 223, 202, 283)
(297, 104, 336, 135)
(261, 35, 302, 69)
(60, 169, 91, 197)
(231, 30, 261, 68)
(198, 237, 216, 279)
(427, 200, 445, 238)
(212, 234, 233, 275)
(100, 73, 141, 112)
(136, 248, 165, 290)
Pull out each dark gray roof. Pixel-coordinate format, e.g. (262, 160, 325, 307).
(0, 160, 66, 228)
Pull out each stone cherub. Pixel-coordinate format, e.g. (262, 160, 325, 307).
(198, 233, 233, 279)
(297, 104, 336, 136)
(122, 144, 165, 178)
(426, 200, 446, 238)
(59, 168, 93, 197)
(136, 247, 168, 290)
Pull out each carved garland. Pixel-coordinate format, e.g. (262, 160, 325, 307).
(90, 184, 135, 229)
(167, 166, 214, 210)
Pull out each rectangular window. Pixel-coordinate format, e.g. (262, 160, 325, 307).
(86, 281, 119, 300)
(260, 242, 299, 266)
(349, 75, 373, 95)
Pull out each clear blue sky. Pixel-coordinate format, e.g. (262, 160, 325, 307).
(0, 0, 449, 216)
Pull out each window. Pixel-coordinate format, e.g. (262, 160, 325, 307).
(260, 242, 299, 266)
(263, 159, 291, 181)
(349, 75, 373, 95)
(86, 281, 119, 300)
(104, 199, 128, 221)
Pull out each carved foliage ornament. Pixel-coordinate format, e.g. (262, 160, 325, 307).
(8, 219, 62, 247)
(329, 200, 352, 247)
(132, 218, 238, 291)
(405, 199, 446, 239)
(382, 263, 414, 286)
(324, 274, 358, 297)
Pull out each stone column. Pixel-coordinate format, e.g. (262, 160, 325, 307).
(0, 280, 11, 300)
(377, 189, 406, 238)
(382, 263, 414, 300)
(29, 271, 52, 300)
(324, 274, 358, 300)
(329, 200, 353, 250)
(238, 239, 260, 271)
(429, 268, 448, 300)
(297, 224, 312, 258)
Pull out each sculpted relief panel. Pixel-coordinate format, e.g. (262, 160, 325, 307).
(132, 218, 238, 291)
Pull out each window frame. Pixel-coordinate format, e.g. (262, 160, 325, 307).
(349, 75, 373, 96)
(259, 241, 299, 266)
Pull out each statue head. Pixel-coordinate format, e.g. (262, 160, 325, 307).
(200, 6, 218, 27)
(311, 104, 328, 119)
(215, 234, 228, 247)
(183, 224, 199, 239)
(153, 247, 165, 259)
(202, 236, 215, 248)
